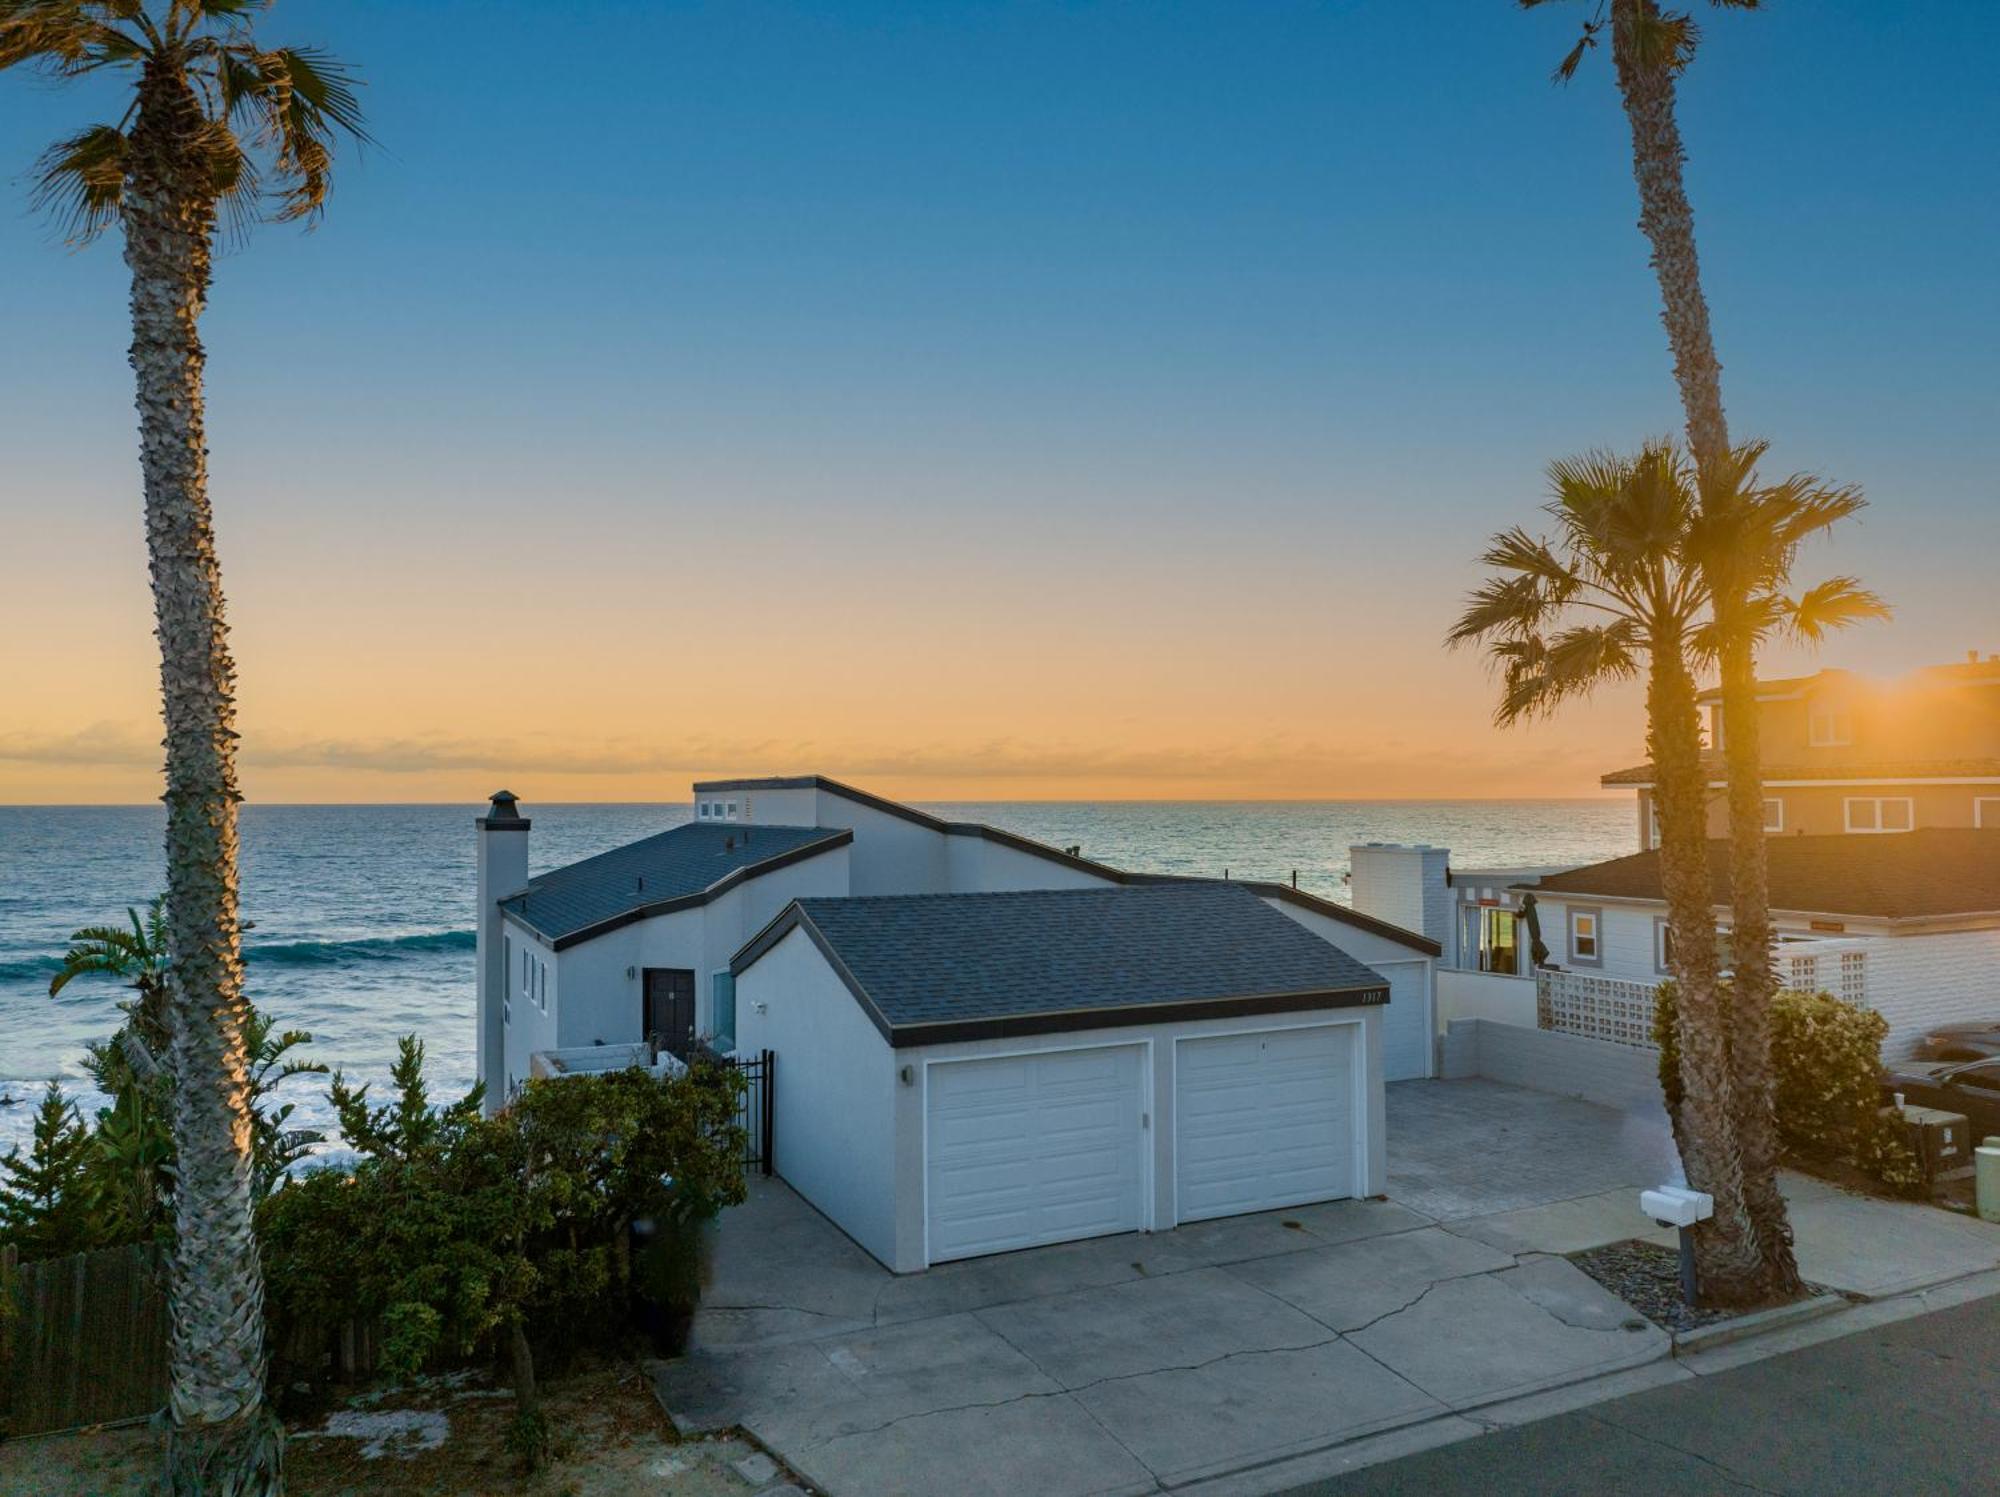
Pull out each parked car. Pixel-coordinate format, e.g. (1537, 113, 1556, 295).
(1914, 1022, 2000, 1062)
(1881, 1058, 2000, 1140)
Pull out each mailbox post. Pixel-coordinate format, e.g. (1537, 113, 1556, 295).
(1640, 1185, 1715, 1305)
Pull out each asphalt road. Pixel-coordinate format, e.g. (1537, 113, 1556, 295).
(1288, 1297, 2000, 1496)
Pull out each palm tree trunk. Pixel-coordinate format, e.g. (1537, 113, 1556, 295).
(126, 63, 282, 1495)
(1715, 630, 1803, 1299)
(1611, 0, 1796, 1296)
(1609, 0, 1728, 466)
(1647, 632, 1764, 1305)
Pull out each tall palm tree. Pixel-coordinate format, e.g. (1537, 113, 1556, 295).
(1450, 442, 1767, 1300)
(3, 5, 365, 1488)
(1690, 448, 1889, 1292)
(1520, 0, 1818, 1295)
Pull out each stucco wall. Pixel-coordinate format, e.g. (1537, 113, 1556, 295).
(1260, 897, 1435, 1081)
(1440, 1018, 1667, 1118)
(548, 842, 852, 1058)
(733, 926, 901, 1266)
(944, 832, 1117, 893)
(1436, 968, 1537, 1028)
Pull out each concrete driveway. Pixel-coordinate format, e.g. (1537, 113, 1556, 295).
(657, 1081, 1673, 1497)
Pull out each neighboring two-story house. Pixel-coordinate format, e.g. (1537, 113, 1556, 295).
(1602, 653, 2000, 850)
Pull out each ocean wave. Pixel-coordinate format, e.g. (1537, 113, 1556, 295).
(246, 930, 477, 966)
(0, 929, 475, 984)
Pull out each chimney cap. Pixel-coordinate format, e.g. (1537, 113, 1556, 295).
(477, 789, 532, 831)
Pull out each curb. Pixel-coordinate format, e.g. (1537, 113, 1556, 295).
(1669, 1292, 1847, 1355)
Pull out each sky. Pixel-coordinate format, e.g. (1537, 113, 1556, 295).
(0, 1, 1994, 805)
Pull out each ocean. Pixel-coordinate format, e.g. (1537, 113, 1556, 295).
(0, 799, 1635, 1155)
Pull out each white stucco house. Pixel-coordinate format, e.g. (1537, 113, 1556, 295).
(473, 775, 1440, 1270)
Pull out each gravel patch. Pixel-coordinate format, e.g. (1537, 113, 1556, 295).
(1570, 1238, 1821, 1335)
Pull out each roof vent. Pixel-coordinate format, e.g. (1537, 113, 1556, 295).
(635, 875, 645, 892)
(725, 835, 735, 852)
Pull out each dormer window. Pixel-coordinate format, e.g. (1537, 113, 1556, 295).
(1809, 709, 1853, 747)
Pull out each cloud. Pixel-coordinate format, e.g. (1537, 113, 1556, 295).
(0, 719, 1610, 792)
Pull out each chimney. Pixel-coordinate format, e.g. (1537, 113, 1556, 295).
(1348, 844, 1453, 960)
(475, 790, 532, 1114)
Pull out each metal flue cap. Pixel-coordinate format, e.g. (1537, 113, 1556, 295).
(477, 789, 532, 831)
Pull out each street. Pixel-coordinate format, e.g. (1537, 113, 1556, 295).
(1289, 1297, 2000, 1496)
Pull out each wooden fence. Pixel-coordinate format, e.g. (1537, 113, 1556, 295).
(0, 1241, 168, 1438)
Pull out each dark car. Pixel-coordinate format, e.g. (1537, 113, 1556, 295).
(1882, 1058, 2000, 1141)
(1915, 1022, 2000, 1062)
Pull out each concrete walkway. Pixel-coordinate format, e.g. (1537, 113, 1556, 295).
(655, 1079, 2000, 1496)
(1398, 1079, 2000, 1299)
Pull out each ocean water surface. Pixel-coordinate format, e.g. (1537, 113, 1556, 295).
(0, 799, 1634, 1154)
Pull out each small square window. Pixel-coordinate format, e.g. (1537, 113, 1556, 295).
(1762, 798, 1784, 832)
(726, 800, 739, 819)
(1570, 909, 1600, 965)
(1655, 918, 1676, 974)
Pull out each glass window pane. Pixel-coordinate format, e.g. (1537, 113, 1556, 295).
(1883, 800, 1912, 831)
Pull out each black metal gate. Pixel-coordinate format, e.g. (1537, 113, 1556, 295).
(728, 1048, 774, 1177)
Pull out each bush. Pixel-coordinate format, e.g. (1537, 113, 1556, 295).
(1654, 980, 1921, 1194)
(259, 1039, 749, 1393)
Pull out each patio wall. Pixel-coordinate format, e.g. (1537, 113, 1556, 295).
(1436, 968, 1537, 1028)
(1439, 1017, 1665, 1115)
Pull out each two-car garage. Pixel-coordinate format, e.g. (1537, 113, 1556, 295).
(733, 882, 1400, 1273)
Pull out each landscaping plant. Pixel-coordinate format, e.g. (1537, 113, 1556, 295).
(258, 1042, 748, 1456)
(1655, 981, 1922, 1197)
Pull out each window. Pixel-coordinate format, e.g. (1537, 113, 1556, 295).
(725, 800, 739, 820)
(536, 960, 547, 1012)
(698, 801, 710, 818)
(1478, 908, 1519, 975)
(1845, 797, 1914, 834)
(1976, 797, 2000, 829)
(1763, 798, 1784, 832)
(502, 935, 513, 1024)
(1568, 908, 1602, 966)
(1655, 917, 1676, 975)
(1809, 709, 1853, 747)
(1648, 801, 1661, 850)
(710, 971, 737, 1052)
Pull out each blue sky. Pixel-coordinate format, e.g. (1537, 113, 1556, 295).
(1, 1, 1995, 801)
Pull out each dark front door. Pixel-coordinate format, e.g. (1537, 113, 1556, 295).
(643, 969, 697, 1059)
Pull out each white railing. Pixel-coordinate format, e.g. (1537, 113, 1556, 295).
(1536, 969, 1662, 1050)
(1536, 940, 1875, 1053)
(529, 1042, 688, 1081)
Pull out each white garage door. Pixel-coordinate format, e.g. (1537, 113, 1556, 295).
(1377, 962, 1432, 1082)
(926, 1045, 1146, 1264)
(1176, 1024, 1356, 1222)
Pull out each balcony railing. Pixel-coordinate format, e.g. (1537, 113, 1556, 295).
(529, 1042, 687, 1081)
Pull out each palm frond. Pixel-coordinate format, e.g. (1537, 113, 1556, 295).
(223, 41, 369, 223)
(1782, 577, 1892, 644)
(30, 121, 126, 242)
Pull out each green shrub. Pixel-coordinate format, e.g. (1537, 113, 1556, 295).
(1654, 980, 1921, 1194)
(259, 1039, 748, 1391)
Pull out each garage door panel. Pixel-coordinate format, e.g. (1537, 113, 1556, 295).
(927, 1046, 1146, 1263)
(1176, 1026, 1356, 1223)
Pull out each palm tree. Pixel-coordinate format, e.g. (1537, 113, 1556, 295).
(1521, 0, 1821, 1293)
(1449, 442, 1769, 1301)
(1689, 447, 1888, 1295)
(51, 899, 172, 1081)
(3, 5, 365, 1487)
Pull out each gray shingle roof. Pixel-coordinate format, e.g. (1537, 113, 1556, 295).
(503, 823, 849, 945)
(737, 882, 1391, 1045)
(1524, 828, 2000, 923)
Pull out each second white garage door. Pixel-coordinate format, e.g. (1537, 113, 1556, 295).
(926, 1045, 1146, 1264)
(1175, 1024, 1357, 1222)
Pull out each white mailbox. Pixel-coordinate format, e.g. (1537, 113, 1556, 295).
(1640, 1185, 1714, 1228)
